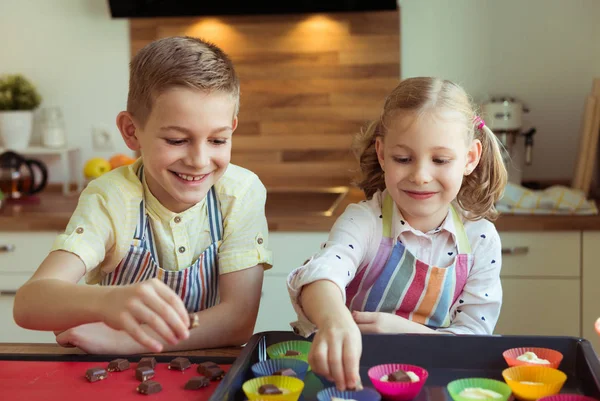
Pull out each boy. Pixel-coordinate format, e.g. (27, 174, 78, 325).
(13, 36, 272, 354)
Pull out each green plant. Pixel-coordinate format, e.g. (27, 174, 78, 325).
(0, 74, 42, 111)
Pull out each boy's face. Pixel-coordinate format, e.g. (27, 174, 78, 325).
(122, 88, 237, 213)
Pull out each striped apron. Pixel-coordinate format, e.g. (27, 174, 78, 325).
(345, 194, 471, 328)
(101, 167, 223, 313)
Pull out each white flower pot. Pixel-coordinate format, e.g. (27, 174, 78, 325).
(0, 110, 34, 150)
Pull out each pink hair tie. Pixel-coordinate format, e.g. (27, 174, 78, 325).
(474, 116, 485, 130)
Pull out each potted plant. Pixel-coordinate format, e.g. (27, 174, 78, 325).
(0, 74, 42, 150)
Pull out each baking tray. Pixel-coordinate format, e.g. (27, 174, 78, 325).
(213, 331, 600, 401)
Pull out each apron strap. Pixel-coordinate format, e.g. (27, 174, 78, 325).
(206, 186, 223, 243)
(382, 193, 394, 238)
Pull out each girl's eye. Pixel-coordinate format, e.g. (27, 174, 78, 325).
(433, 158, 451, 165)
(166, 139, 186, 146)
(393, 156, 411, 164)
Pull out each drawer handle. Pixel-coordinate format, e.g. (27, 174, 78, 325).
(501, 246, 529, 255)
(0, 244, 15, 253)
(0, 290, 17, 296)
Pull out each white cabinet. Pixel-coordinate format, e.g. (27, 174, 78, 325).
(495, 231, 582, 337)
(254, 276, 297, 334)
(0, 291, 56, 343)
(582, 231, 600, 354)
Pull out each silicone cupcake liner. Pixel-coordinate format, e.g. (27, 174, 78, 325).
(242, 375, 305, 401)
(503, 347, 564, 369)
(502, 366, 567, 401)
(252, 359, 310, 381)
(538, 395, 599, 401)
(368, 363, 429, 401)
(267, 340, 312, 363)
(316, 386, 382, 401)
(447, 377, 512, 401)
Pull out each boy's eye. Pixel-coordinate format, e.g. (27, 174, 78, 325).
(211, 139, 229, 145)
(393, 156, 411, 164)
(165, 139, 186, 146)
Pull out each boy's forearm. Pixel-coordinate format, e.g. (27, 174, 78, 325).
(301, 280, 354, 328)
(14, 279, 106, 331)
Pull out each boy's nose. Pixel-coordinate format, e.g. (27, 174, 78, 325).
(188, 145, 209, 168)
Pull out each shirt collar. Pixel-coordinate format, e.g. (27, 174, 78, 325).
(390, 197, 458, 241)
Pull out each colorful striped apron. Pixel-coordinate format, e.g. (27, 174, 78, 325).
(345, 194, 471, 328)
(101, 167, 223, 313)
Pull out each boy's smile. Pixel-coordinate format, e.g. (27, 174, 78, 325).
(119, 87, 238, 213)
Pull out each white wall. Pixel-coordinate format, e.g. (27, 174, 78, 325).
(0, 0, 131, 183)
(400, 0, 600, 181)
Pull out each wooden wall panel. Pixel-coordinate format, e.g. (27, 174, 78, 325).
(130, 10, 399, 189)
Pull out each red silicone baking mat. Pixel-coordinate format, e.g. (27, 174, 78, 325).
(0, 360, 231, 400)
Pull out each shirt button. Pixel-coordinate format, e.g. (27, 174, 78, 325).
(257, 237, 264, 245)
(76, 227, 84, 234)
(178, 246, 186, 253)
(174, 216, 181, 223)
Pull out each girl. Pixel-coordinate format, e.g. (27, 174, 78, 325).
(287, 77, 507, 390)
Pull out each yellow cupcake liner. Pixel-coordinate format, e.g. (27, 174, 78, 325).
(502, 366, 567, 401)
(242, 375, 305, 401)
(266, 340, 312, 363)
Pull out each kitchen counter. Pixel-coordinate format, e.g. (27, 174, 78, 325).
(1, 187, 600, 232)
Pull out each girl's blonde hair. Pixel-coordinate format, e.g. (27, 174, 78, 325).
(352, 77, 507, 221)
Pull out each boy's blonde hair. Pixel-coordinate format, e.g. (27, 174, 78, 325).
(127, 36, 240, 126)
(353, 77, 507, 221)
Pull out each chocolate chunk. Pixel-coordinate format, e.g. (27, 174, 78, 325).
(168, 357, 191, 371)
(107, 358, 130, 372)
(85, 367, 107, 382)
(198, 361, 218, 369)
(138, 357, 156, 368)
(388, 369, 411, 382)
(184, 376, 210, 390)
(197, 364, 224, 380)
(137, 380, 162, 395)
(284, 350, 300, 356)
(273, 368, 297, 377)
(259, 384, 283, 395)
(189, 313, 199, 329)
(136, 366, 155, 382)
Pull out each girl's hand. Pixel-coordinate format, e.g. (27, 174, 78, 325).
(309, 315, 362, 392)
(100, 278, 190, 352)
(352, 311, 407, 333)
(55, 322, 140, 354)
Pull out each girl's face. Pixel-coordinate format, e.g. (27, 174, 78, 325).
(376, 110, 481, 232)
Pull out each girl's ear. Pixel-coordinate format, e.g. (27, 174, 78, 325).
(465, 138, 482, 175)
(116, 111, 140, 151)
(375, 136, 386, 172)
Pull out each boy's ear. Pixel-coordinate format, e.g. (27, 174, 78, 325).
(116, 111, 141, 151)
(231, 116, 238, 132)
(375, 136, 385, 171)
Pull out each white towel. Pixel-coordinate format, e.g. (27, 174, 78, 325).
(496, 183, 598, 215)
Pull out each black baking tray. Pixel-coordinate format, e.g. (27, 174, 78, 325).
(212, 331, 600, 401)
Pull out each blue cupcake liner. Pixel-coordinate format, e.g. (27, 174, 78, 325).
(251, 359, 310, 381)
(317, 386, 382, 401)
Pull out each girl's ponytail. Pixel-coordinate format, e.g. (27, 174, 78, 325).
(352, 119, 386, 199)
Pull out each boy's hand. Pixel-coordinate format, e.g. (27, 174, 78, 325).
(352, 311, 406, 334)
(101, 278, 190, 352)
(55, 322, 139, 354)
(309, 315, 362, 392)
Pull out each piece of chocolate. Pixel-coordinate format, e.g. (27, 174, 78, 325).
(168, 357, 191, 371)
(284, 350, 301, 356)
(198, 361, 218, 369)
(137, 380, 162, 395)
(184, 376, 210, 390)
(273, 368, 297, 377)
(85, 367, 107, 382)
(388, 369, 411, 383)
(138, 357, 157, 368)
(136, 366, 155, 382)
(197, 364, 225, 381)
(107, 358, 130, 372)
(258, 384, 283, 395)
(189, 313, 199, 329)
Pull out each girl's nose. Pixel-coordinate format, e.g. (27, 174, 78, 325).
(409, 164, 432, 185)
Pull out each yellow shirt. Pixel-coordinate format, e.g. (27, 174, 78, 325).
(53, 159, 273, 284)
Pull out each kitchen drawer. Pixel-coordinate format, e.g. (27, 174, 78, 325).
(0, 292, 56, 343)
(254, 275, 297, 333)
(499, 232, 580, 277)
(495, 277, 580, 337)
(268, 232, 328, 277)
(0, 232, 58, 273)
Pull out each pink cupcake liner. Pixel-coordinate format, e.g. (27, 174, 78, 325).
(538, 395, 599, 401)
(368, 363, 429, 401)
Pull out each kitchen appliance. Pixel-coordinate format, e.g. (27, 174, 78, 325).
(0, 151, 48, 200)
(482, 97, 536, 185)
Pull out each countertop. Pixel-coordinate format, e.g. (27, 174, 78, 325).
(2, 187, 600, 232)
